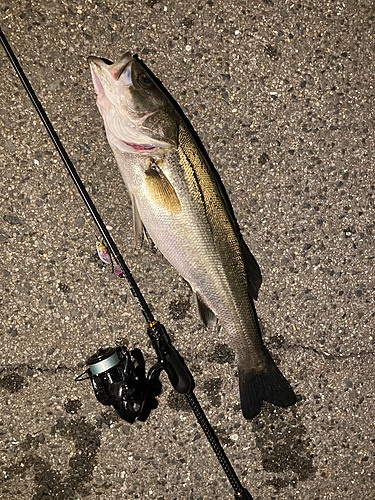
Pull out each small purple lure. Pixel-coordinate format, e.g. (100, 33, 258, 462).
(96, 239, 123, 277)
(96, 240, 112, 265)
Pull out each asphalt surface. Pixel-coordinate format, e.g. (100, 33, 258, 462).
(0, 1, 374, 499)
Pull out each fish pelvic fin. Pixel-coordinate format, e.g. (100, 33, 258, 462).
(238, 355, 296, 420)
(132, 194, 144, 247)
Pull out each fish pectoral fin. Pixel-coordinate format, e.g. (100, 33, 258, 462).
(145, 163, 181, 213)
(240, 239, 262, 300)
(132, 194, 144, 248)
(194, 292, 218, 328)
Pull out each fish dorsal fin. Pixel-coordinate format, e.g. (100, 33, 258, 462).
(194, 292, 218, 328)
(144, 160, 181, 213)
(177, 123, 262, 299)
(240, 239, 262, 300)
(132, 194, 144, 247)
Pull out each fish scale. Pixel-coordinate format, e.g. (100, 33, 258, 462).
(89, 51, 296, 419)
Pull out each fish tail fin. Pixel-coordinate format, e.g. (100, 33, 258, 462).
(238, 355, 296, 420)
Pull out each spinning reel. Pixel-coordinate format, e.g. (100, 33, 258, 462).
(77, 345, 160, 423)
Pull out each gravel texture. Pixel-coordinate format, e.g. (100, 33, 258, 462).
(0, 1, 374, 499)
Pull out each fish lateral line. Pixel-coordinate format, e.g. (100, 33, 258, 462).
(177, 128, 208, 216)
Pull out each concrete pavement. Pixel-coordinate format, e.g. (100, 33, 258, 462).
(0, 1, 374, 499)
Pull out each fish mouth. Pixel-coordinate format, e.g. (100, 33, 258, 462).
(88, 52, 134, 85)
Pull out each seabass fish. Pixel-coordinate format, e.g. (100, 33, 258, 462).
(88, 52, 296, 419)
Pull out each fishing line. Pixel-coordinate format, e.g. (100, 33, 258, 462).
(0, 26, 253, 500)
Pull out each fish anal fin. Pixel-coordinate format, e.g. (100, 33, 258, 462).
(194, 292, 218, 328)
(132, 194, 144, 248)
(240, 240, 262, 300)
(145, 161, 181, 213)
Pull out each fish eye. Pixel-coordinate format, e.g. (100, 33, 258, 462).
(138, 74, 153, 88)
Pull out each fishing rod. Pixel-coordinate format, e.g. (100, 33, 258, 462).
(0, 27, 253, 500)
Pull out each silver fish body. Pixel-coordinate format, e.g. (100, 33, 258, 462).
(89, 52, 296, 418)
